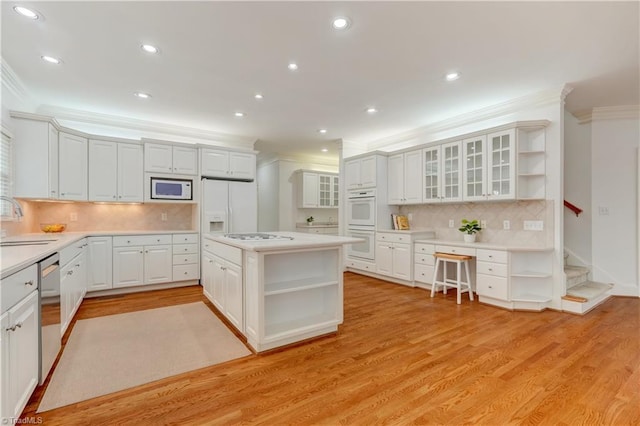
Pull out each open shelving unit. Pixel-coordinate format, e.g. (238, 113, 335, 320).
(510, 250, 553, 306)
(516, 126, 546, 200)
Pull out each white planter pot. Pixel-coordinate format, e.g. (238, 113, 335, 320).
(463, 234, 476, 243)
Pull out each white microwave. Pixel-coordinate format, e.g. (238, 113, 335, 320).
(150, 177, 193, 200)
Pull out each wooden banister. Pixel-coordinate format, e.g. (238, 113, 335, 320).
(564, 200, 583, 217)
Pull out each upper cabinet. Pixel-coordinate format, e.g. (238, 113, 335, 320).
(144, 143, 197, 175)
(89, 140, 143, 202)
(296, 170, 339, 208)
(387, 150, 423, 205)
(201, 148, 255, 181)
(345, 154, 385, 190)
(58, 132, 88, 201)
(422, 141, 463, 203)
(12, 117, 59, 199)
(516, 126, 547, 200)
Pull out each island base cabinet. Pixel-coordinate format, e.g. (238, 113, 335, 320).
(244, 247, 343, 352)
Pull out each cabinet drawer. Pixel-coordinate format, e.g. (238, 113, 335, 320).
(377, 232, 411, 244)
(113, 234, 171, 247)
(435, 245, 476, 257)
(60, 238, 87, 266)
(414, 253, 435, 266)
(173, 254, 199, 265)
(172, 233, 198, 244)
(476, 275, 508, 300)
(414, 264, 434, 284)
(204, 240, 242, 265)
(345, 258, 376, 272)
(172, 243, 199, 255)
(415, 243, 435, 255)
(173, 264, 199, 281)
(476, 249, 508, 264)
(477, 261, 508, 277)
(1, 264, 38, 313)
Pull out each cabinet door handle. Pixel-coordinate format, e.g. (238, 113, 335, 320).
(68, 270, 74, 275)
(14, 322, 22, 329)
(6, 325, 16, 332)
(144, 250, 148, 254)
(24, 280, 34, 286)
(140, 251, 144, 254)
(488, 268, 493, 272)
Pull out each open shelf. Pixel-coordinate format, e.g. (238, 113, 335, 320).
(265, 279, 338, 296)
(511, 271, 552, 278)
(511, 293, 552, 303)
(264, 248, 339, 289)
(265, 313, 339, 339)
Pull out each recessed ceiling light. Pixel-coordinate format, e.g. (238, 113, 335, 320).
(288, 62, 298, 71)
(332, 17, 351, 30)
(134, 92, 151, 99)
(254, 93, 263, 100)
(445, 72, 460, 81)
(318, 129, 327, 134)
(41, 56, 61, 64)
(141, 44, 159, 54)
(235, 112, 245, 117)
(13, 6, 39, 19)
(366, 107, 377, 114)
(321, 148, 328, 153)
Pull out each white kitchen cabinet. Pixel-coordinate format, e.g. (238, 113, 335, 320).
(11, 116, 59, 199)
(387, 149, 423, 204)
(59, 132, 88, 201)
(414, 243, 436, 289)
(375, 232, 414, 282)
(113, 235, 173, 288)
(172, 233, 200, 282)
(423, 141, 463, 203)
(296, 170, 339, 208)
(475, 249, 509, 301)
(462, 130, 515, 201)
(89, 140, 143, 202)
(202, 240, 244, 331)
(60, 239, 88, 335)
(87, 237, 113, 292)
(344, 155, 378, 189)
(509, 250, 553, 310)
(462, 135, 487, 201)
(1, 290, 39, 421)
(145, 143, 197, 175)
(516, 126, 547, 200)
(201, 148, 256, 181)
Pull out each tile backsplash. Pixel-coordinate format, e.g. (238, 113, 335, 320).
(1, 200, 194, 236)
(399, 200, 554, 247)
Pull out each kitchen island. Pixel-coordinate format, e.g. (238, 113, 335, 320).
(202, 232, 361, 352)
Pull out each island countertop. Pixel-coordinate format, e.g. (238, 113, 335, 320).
(204, 231, 362, 252)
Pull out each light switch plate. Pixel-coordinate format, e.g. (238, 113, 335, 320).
(70, 212, 78, 222)
(449, 219, 454, 228)
(481, 220, 487, 229)
(503, 220, 510, 230)
(161, 212, 168, 221)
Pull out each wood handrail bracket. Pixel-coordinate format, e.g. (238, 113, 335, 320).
(564, 200, 583, 217)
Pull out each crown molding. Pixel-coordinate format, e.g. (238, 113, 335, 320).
(575, 105, 640, 124)
(367, 86, 566, 151)
(36, 105, 257, 149)
(1, 58, 37, 110)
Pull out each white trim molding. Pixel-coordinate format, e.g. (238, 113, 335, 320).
(1, 58, 37, 111)
(574, 105, 640, 124)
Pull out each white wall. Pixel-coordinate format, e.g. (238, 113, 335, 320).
(564, 111, 593, 265)
(591, 117, 639, 294)
(257, 160, 279, 232)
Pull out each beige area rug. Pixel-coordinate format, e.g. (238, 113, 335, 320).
(38, 302, 251, 412)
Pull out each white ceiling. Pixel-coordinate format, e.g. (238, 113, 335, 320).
(2, 1, 638, 161)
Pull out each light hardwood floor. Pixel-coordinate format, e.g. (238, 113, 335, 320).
(23, 272, 640, 425)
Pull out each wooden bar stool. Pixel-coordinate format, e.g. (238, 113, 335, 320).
(430, 252, 474, 304)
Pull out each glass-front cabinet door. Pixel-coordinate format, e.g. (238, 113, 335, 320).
(319, 174, 332, 207)
(487, 129, 516, 200)
(423, 146, 440, 203)
(463, 135, 487, 201)
(331, 175, 339, 207)
(441, 141, 462, 202)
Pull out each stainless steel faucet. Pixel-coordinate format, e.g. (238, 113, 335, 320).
(0, 196, 24, 219)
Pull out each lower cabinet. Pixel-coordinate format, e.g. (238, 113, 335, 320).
(87, 236, 113, 291)
(60, 239, 88, 336)
(112, 235, 173, 288)
(414, 243, 435, 288)
(202, 240, 243, 332)
(1, 264, 39, 421)
(375, 232, 415, 282)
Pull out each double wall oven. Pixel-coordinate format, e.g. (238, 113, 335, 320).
(346, 190, 376, 261)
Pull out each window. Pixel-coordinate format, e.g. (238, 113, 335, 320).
(1, 127, 13, 218)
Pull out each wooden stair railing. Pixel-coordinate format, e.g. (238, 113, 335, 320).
(564, 200, 583, 217)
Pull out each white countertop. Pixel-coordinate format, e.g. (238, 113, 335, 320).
(1, 230, 197, 279)
(205, 232, 362, 252)
(376, 229, 436, 236)
(415, 238, 553, 252)
(295, 223, 339, 228)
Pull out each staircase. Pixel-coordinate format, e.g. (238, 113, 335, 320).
(562, 265, 613, 314)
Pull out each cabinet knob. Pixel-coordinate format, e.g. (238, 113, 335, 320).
(184, 271, 188, 275)
(184, 248, 188, 251)
(127, 240, 131, 243)
(14, 322, 22, 329)
(140, 251, 144, 254)
(488, 268, 493, 271)
(118, 196, 122, 199)
(24, 280, 34, 286)
(145, 250, 148, 254)
(113, 195, 116, 199)
(61, 193, 65, 196)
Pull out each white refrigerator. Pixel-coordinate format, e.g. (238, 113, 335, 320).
(201, 178, 257, 234)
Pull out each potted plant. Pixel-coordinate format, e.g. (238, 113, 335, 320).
(306, 216, 314, 226)
(459, 219, 482, 243)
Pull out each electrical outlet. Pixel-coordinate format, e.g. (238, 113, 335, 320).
(448, 219, 454, 228)
(407, 213, 413, 221)
(524, 220, 544, 231)
(503, 220, 510, 230)
(481, 220, 487, 229)
(161, 212, 168, 221)
(70, 212, 78, 222)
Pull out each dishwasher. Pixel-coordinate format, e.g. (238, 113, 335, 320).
(39, 253, 61, 385)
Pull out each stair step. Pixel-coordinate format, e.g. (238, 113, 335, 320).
(564, 265, 589, 278)
(566, 281, 612, 300)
